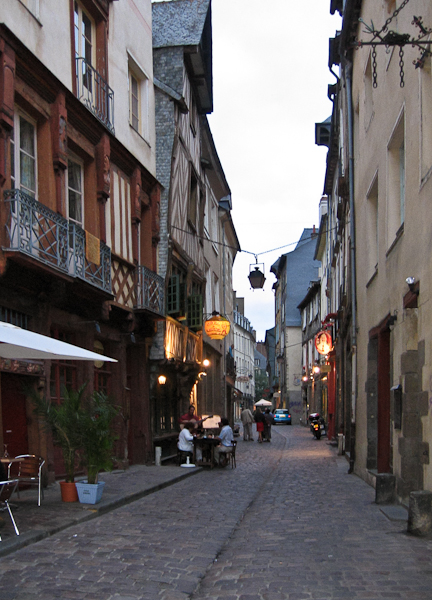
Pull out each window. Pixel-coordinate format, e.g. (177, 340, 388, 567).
(188, 171, 198, 230)
(74, 1, 94, 66)
(364, 53, 374, 130)
(130, 72, 139, 131)
(420, 54, 432, 182)
(387, 112, 405, 245)
(49, 330, 77, 402)
(67, 157, 84, 228)
(366, 174, 378, 279)
(10, 111, 37, 198)
(74, 1, 95, 94)
(128, 58, 149, 139)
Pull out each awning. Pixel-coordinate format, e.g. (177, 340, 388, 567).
(0, 322, 117, 362)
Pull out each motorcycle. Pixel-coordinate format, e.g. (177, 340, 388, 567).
(309, 413, 326, 440)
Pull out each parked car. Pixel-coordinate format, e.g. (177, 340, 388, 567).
(273, 409, 291, 425)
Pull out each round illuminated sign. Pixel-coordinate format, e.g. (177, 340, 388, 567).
(314, 331, 332, 355)
(204, 314, 230, 340)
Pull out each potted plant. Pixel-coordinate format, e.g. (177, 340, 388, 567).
(75, 391, 118, 504)
(31, 384, 87, 502)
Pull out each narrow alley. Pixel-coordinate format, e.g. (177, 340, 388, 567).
(1, 426, 431, 600)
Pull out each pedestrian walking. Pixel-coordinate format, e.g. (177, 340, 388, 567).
(263, 407, 274, 442)
(241, 406, 254, 441)
(254, 408, 265, 443)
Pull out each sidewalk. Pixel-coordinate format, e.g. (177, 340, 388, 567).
(0, 462, 202, 558)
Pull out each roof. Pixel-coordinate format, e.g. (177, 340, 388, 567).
(152, 0, 213, 113)
(152, 0, 211, 49)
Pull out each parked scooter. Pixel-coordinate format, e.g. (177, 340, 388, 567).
(309, 413, 326, 440)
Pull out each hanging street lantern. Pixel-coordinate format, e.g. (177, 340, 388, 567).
(248, 258, 266, 290)
(204, 312, 230, 340)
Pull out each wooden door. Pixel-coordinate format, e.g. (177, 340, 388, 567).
(1, 373, 29, 458)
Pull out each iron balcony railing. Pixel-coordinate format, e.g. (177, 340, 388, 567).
(135, 266, 165, 317)
(68, 223, 111, 293)
(76, 57, 115, 134)
(4, 189, 111, 294)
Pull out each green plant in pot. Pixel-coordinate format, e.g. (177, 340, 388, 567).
(76, 391, 118, 504)
(31, 384, 86, 502)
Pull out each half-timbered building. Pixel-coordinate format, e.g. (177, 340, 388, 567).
(151, 0, 239, 460)
(0, 0, 163, 477)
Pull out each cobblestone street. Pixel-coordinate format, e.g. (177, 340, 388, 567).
(1, 426, 432, 600)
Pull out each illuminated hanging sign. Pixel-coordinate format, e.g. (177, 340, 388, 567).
(314, 331, 333, 355)
(204, 314, 230, 340)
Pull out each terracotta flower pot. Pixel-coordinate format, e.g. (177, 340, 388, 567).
(60, 481, 78, 502)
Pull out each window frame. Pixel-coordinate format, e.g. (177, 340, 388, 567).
(11, 109, 38, 199)
(128, 54, 149, 141)
(66, 154, 84, 229)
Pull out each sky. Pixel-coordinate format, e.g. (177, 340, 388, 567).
(152, 0, 341, 340)
(207, 0, 341, 340)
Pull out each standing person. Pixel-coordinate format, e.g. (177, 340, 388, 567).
(254, 408, 265, 443)
(241, 407, 254, 441)
(214, 418, 234, 466)
(263, 407, 274, 442)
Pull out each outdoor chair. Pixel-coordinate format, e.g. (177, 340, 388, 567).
(0, 479, 20, 540)
(8, 455, 45, 506)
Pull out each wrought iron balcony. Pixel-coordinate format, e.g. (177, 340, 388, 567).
(76, 57, 115, 134)
(135, 266, 165, 317)
(3, 189, 111, 294)
(68, 223, 111, 293)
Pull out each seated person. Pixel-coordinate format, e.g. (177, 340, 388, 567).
(177, 423, 202, 462)
(214, 417, 234, 465)
(179, 404, 201, 430)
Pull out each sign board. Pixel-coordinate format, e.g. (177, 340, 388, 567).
(314, 330, 333, 355)
(320, 364, 331, 373)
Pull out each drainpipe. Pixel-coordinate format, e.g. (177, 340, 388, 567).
(345, 60, 357, 474)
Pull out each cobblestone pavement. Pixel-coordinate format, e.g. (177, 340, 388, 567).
(1, 426, 432, 600)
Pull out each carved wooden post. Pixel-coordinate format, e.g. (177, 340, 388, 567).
(50, 92, 68, 216)
(131, 167, 142, 265)
(95, 134, 110, 243)
(0, 39, 15, 187)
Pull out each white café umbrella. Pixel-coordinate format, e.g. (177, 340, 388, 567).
(0, 322, 117, 362)
(254, 399, 273, 407)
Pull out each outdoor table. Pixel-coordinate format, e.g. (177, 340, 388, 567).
(1, 457, 24, 465)
(193, 437, 219, 469)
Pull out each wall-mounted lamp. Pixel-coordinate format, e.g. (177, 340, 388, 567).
(406, 277, 419, 295)
(313, 365, 321, 375)
(198, 371, 207, 379)
(202, 358, 211, 368)
(158, 375, 167, 385)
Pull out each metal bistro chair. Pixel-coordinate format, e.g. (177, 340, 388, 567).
(8, 455, 45, 506)
(0, 479, 20, 540)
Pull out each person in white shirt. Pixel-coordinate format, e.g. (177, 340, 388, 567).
(214, 418, 234, 466)
(177, 422, 202, 462)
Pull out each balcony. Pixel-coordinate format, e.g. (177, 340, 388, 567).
(76, 57, 115, 134)
(165, 317, 202, 363)
(135, 266, 165, 317)
(3, 189, 111, 294)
